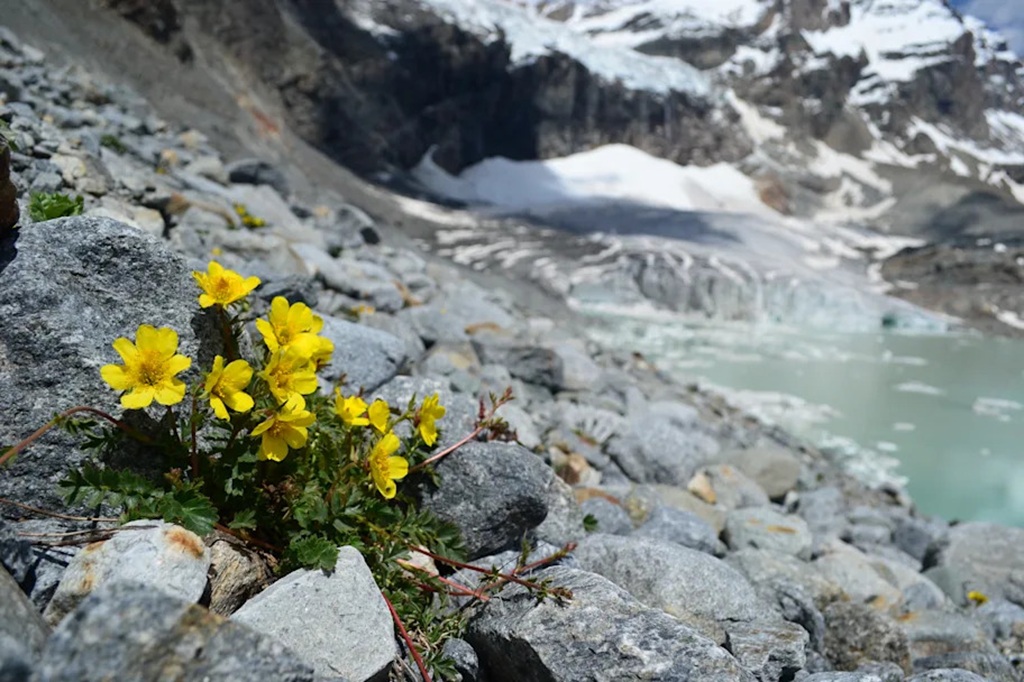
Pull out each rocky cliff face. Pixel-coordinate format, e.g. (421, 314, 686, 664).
(94, 0, 749, 175)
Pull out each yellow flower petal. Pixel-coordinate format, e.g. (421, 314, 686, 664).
(100, 364, 131, 391)
(154, 378, 187, 405)
(369, 399, 390, 433)
(223, 391, 254, 413)
(387, 456, 409, 480)
(121, 387, 156, 409)
(210, 395, 230, 420)
(111, 337, 138, 364)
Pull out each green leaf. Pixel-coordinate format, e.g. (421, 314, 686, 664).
(28, 192, 84, 222)
(156, 488, 218, 536)
(228, 508, 257, 531)
(583, 513, 599, 533)
(287, 535, 338, 571)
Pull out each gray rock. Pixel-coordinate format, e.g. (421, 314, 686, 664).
(418, 442, 552, 560)
(1, 633, 34, 682)
(926, 523, 1024, 607)
(854, 661, 906, 682)
(574, 533, 760, 628)
(814, 541, 903, 610)
(911, 653, 1019, 682)
(0, 566, 48, 669)
(690, 464, 771, 510)
(208, 537, 273, 616)
(316, 255, 404, 313)
(974, 598, 1024, 641)
(317, 314, 406, 394)
(801, 674, 890, 681)
(467, 566, 756, 681)
(371, 376, 478, 449)
(725, 620, 809, 682)
(722, 447, 802, 500)
(725, 508, 813, 559)
(906, 670, 992, 681)
(795, 487, 847, 544)
(226, 158, 289, 196)
(579, 496, 633, 536)
(399, 282, 515, 345)
(442, 638, 479, 682)
(472, 341, 565, 392)
(605, 402, 721, 486)
(892, 509, 946, 561)
(0, 520, 78, 611)
(634, 505, 725, 556)
(896, 610, 994, 661)
(823, 601, 911, 674)
(534, 475, 586, 548)
(35, 581, 314, 681)
(0, 217, 221, 513)
(358, 312, 427, 362)
(232, 547, 394, 681)
(44, 521, 211, 626)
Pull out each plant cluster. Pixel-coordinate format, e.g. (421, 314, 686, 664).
(0, 260, 572, 679)
(28, 192, 83, 222)
(232, 202, 266, 228)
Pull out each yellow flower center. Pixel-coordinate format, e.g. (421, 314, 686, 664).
(136, 351, 167, 386)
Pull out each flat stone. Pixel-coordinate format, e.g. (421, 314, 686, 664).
(44, 521, 210, 626)
(36, 581, 314, 681)
(574, 533, 761, 628)
(690, 464, 771, 510)
(467, 566, 756, 681)
(232, 547, 395, 681)
(724, 508, 813, 559)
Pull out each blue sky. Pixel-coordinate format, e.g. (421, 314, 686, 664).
(952, 0, 1024, 54)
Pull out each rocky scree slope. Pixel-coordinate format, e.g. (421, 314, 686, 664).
(2, 23, 1024, 682)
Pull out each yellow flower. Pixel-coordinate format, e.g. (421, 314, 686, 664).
(100, 324, 192, 409)
(368, 399, 390, 434)
(192, 261, 260, 308)
(259, 347, 318, 406)
(311, 335, 334, 370)
(255, 296, 323, 353)
(251, 395, 316, 462)
(369, 431, 408, 499)
(202, 356, 254, 420)
(967, 590, 989, 605)
(334, 392, 369, 427)
(416, 393, 446, 447)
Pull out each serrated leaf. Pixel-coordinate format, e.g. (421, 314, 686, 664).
(156, 488, 218, 536)
(228, 509, 257, 531)
(288, 535, 338, 571)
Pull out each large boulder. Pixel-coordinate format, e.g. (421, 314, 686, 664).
(925, 522, 1024, 607)
(0, 217, 221, 513)
(467, 566, 756, 681)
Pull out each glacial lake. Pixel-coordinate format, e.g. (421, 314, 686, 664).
(583, 310, 1024, 527)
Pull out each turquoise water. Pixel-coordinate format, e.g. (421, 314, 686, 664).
(583, 312, 1024, 527)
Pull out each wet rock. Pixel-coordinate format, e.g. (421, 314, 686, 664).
(634, 505, 725, 556)
(574, 533, 760, 629)
(725, 619, 809, 682)
(36, 581, 314, 681)
(44, 521, 210, 626)
(0, 217, 220, 513)
(467, 566, 756, 681)
(417, 442, 552, 560)
(823, 602, 911, 674)
(725, 507, 813, 559)
(722, 446, 802, 500)
(232, 547, 394, 681)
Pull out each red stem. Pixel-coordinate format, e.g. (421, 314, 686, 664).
(382, 591, 432, 682)
(1, 406, 151, 468)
